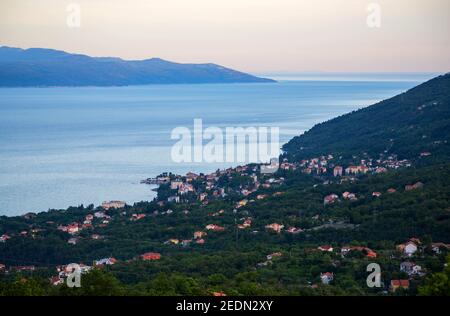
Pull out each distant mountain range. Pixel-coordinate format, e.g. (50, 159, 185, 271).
(0, 46, 275, 87)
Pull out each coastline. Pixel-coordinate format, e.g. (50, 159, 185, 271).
(0, 78, 423, 216)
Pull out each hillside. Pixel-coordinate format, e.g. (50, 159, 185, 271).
(0, 46, 275, 87)
(1, 75, 449, 296)
(283, 73, 450, 162)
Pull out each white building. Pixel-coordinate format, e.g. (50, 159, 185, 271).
(404, 242, 418, 256)
(320, 272, 334, 285)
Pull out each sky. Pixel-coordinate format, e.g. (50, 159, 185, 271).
(0, 0, 449, 73)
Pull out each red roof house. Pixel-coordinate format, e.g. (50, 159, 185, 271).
(390, 279, 410, 292)
(141, 252, 161, 261)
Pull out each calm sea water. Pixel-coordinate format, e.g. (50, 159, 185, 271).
(0, 75, 434, 215)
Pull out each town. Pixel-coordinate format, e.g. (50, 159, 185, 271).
(1, 148, 448, 295)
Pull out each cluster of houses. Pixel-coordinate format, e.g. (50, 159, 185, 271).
(159, 227, 222, 248)
(142, 152, 420, 251)
(397, 238, 422, 257)
(58, 223, 81, 235)
(0, 234, 11, 243)
(152, 163, 286, 207)
(49, 257, 120, 286)
(0, 265, 36, 273)
(55, 211, 114, 244)
(264, 223, 303, 234)
(295, 153, 411, 180)
(323, 191, 366, 205)
(158, 216, 303, 249)
(165, 225, 225, 246)
(48, 253, 162, 286)
(310, 238, 447, 262)
(313, 244, 378, 258)
(400, 261, 423, 277)
(163, 171, 227, 204)
(1, 147, 446, 294)
(2, 223, 448, 293)
(390, 279, 410, 292)
(4, 205, 135, 249)
(395, 238, 450, 257)
(237, 218, 252, 229)
(50, 263, 93, 285)
(298, 155, 333, 175)
(1, 229, 45, 242)
(308, 238, 450, 291)
(323, 180, 424, 206)
(341, 246, 377, 258)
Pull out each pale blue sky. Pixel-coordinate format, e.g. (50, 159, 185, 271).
(0, 0, 449, 73)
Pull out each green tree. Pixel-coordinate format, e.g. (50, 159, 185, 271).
(58, 269, 125, 296)
(0, 277, 48, 296)
(418, 255, 450, 296)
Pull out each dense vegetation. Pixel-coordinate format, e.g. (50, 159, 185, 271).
(283, 73, 450, 162)
(0, 73, 449, 296)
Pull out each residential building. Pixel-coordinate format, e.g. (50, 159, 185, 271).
(265, 223, 284, 233)
(397, 240, 419, 257)
(95, 258, 117, 266)
(141, 252, 161, 261)
(205, 224, 225, 232)
(390, 280, 410, 292)
(324, 194, 339, 205)
(170, 180, 183, 190)
(194, 231, 207, 239)
(320, 272, 334, 285)
(318, 245, 334, 252)
(333, 166, 343, 177)
(405, 182, 424, 191)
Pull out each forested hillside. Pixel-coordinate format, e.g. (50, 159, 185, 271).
(283, 73, 450, 162)
(1, 74, 449, 296)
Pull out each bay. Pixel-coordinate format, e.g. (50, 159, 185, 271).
(0, 74, 434, 215)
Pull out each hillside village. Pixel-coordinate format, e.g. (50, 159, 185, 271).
(1, 74, 449, 296)
(1, 147, 449, 295)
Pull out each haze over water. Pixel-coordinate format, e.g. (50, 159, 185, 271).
(0, 74, 435, 215)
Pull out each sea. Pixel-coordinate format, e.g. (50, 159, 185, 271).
(0, 73, 438, 215)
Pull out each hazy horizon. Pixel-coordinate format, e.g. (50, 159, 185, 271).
(1, 0, 449, 73)
(0, 45, 445, 82)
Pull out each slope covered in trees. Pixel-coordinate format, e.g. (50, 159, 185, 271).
(1, 74, 449, 296)
(283, 73, 450, 162)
